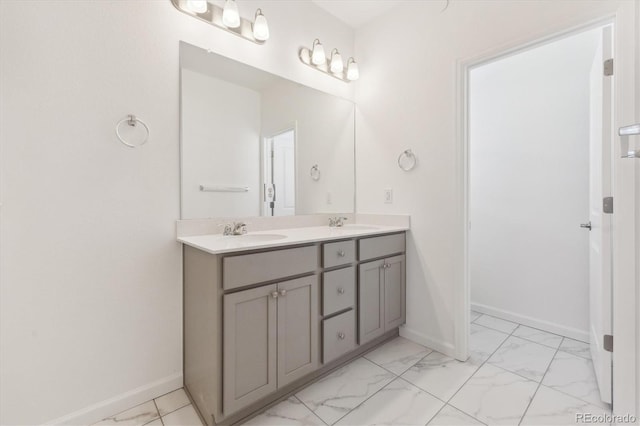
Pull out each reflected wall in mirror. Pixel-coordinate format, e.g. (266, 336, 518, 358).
(180, 42, 355, 219)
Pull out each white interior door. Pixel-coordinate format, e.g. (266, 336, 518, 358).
(264, 129, 295, 216)
(588, 25, 613, 405)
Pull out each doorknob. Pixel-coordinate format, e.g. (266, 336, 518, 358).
(580, 221, 592, 231)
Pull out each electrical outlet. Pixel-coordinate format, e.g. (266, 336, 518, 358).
(326, 191, 332, 204)
(384, 188, 393, 204)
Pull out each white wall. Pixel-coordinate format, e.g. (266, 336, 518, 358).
(0, 1, 354, 424)
(261, 80, 355, 214)
(181, 69, 261, 218)
(354, 0, 637, 357)
(469, 29, 599, 339)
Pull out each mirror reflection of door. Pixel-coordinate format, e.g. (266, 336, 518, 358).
(264, 129, 296, 216)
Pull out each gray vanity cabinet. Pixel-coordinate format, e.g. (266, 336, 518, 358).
(223, 275, 319, 415)
(383, 255, 406, 331)
(358, 259, 385, 344)
(184, 231, 407, 425)
(223, 284, 278, 415)
(358, 254, 406, 345)
(277, 276, 319, 387)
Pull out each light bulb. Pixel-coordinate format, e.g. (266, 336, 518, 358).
(330, 49, 344, 73)
(311, 39, 326, 65)
(252, 9, 269, 41)
(222, 0, 241, 28)
(346, 58, 359, 81)
(186, 0, 208, 13)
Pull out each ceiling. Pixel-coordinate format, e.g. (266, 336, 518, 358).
(310, 0, 401, 29)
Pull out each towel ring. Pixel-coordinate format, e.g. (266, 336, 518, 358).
(116, 115, 150, 148)
(310, 164, 321, 181)
(398, 149, 417, 171)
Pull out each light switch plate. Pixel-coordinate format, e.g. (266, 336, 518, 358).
(384, 189, 393, 204)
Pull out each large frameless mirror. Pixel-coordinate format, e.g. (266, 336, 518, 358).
(179, 42, 355, 219)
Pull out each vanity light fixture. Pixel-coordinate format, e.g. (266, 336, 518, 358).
(311, 39, 326, 65)
(222, 0, 241, 28)
(299, 39, 359, 83)
(252, 9, 269, 41)
(186, 0, 208, 13)
(170, 0, 269, 44)
(346, 58, 359, 81)
(329, 49, 344, 73)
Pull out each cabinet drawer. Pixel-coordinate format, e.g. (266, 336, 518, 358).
(322, 310, 356, 364)
(322, 266, 355, 316)
(223, 245, 318, 290)
(323, 240, 355, 268)
(358, 233, 405, 261)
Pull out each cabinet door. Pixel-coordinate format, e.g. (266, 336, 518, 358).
(277, 276, 319, 387)
(223, 284, 277, 415)
(384, 254, 406, 331)
(358, 259, 385, 344)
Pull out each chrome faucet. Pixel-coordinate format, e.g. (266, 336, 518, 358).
(222, 222, 247, 236)
(329, 217, 348, 227)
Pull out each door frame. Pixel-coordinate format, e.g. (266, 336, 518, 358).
(261, 124, 298, 216)
(454, 5, 637, 415)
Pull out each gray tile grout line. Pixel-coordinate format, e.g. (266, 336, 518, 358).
(354, 355, 465, 426)
(531, 351, 612, 412)
(304, 345, 444, 426)
(363, 346, 434, 377)
(321, 356, 399, 425)
(475, 313, 589, 345)
(153, 397, 191, 423)
(151, 399, 162, 425)
(378, 336, 495, 425)
(426, 403, 488, 426)
(293, 395, 329, 426)
(517, 338, 564, 425)
(116, 320, 593, 426)
(438, 319, 523, 424)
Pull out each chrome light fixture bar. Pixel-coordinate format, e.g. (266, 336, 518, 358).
(299, 39, 359, 83)
(171, 0, 269, 44)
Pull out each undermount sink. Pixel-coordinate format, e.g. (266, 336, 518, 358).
(335, 224, 380, 231)
(225, 234, 287, 242)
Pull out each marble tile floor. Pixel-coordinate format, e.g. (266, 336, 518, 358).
(96, 313, 610, 426)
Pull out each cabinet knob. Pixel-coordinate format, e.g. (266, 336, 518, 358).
(271, 291, 279, 299)
(381, 263, 389, 269)
(279, 289, 287, 297)
(337, 332, 346, 340)
(337, 287, 345, 295)
(337, 250, 346, 257)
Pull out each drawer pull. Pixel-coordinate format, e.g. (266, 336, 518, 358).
(337, 332, 346, 340)
(279, 289, 287, 297)
(337, 287, 345, 295)
(337, 250, 346, 257)
(271, 291, 279, 299)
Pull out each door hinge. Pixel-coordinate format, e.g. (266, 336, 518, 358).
(604, 334, 613, 352)
(603, 196, 613, 214)
(604, 58, 614, 76)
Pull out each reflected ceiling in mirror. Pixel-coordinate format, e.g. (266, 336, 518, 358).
(179, 42, 355, 219)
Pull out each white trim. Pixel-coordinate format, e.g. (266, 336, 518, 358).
(610, 2, 639, 417)
(471, 303, 589, 342)
(455, 4, 637, 416)
(45, 373, 183, 426)
(400, 326, 456, 358)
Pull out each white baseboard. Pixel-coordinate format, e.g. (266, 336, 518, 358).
(400, 326, 456, 358)
(46, 372, 183, 425)
(471, 302, 589, 342)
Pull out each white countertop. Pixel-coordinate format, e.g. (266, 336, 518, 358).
(178, 224, 409, 255)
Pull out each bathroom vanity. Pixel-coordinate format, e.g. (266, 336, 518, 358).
(179, 225, 407, 425)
